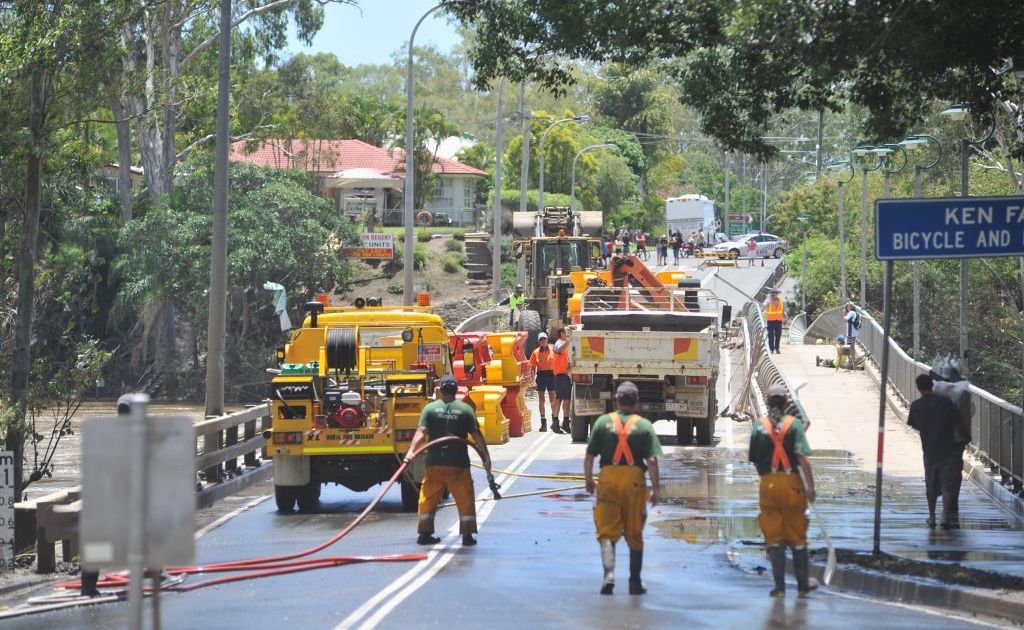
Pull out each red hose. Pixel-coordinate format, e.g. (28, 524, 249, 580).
(58, 436, 481, 593)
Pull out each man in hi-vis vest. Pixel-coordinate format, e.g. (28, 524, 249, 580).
(764, 288, 784, 354)
(584, 382, 662, 596)
(499, 284, 527, 329)
(749, 384, 816, 598)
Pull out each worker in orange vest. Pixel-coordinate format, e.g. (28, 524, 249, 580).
(749, 385, 816, 598)
(765, 287, 785, 354)
(584, 382, 662, 595)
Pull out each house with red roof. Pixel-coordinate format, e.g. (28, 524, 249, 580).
(228, 138, 487, 226)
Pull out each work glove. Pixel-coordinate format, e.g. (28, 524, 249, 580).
(486, 471, 502, 500)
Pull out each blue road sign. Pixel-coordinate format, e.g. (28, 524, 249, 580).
(875, 196, 1024, 260)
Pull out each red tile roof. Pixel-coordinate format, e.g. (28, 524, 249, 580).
(228, 138, 486, 177)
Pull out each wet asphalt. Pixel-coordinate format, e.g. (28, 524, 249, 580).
(3, 259, 1014, 628)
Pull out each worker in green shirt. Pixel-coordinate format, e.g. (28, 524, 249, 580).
(405, 375, 493, 547)
(584, 381, 662, 596)
(749, 384, 816, 598)
(498, 284, 528, 329)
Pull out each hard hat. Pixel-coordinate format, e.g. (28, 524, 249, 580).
(837, 335, 846, 342)
(515, 284, 523, 291)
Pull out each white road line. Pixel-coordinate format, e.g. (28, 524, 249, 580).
(194, 494, 272, 540)
(334, 432, 555, 630)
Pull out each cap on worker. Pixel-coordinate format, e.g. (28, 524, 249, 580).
(515, 283, 523, 291)
(769, 287, 781, 294)
(116, 394, 134, 415)
(766, 384, 788, 399)
(837, 334, 846, 342)
(615, 381, 639, 404)
(537, 332, 548, 340)
(439, 375, 458, 391)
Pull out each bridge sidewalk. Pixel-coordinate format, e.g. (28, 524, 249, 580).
(770, 340, 1024, 579)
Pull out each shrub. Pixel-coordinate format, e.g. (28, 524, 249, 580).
(387, 279, 404, 294)
(445, 239, 463, 253)
(500, 262, 517, 288)
(452, 230, 466, 241)
(441, 255, 460, 273)
(413, 245, 428, 270)
(416, 231, 433, 243)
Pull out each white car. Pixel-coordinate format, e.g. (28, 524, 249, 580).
(711, 233, 789, 258)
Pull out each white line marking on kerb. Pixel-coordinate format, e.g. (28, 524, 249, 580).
(334, 432, 555, 630)
(194, 494, 272, 540)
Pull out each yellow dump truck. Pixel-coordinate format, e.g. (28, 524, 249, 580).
(268, 298, 452, 512)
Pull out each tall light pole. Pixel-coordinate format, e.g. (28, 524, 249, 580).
(723, 150, 731, 236)
(570, 143, 619, 213)
(204, 0, 232, 418)
(852, 146, 883, 308)
(941, 103, 994, 376)
(898, 134, 942, 359)
(876, 144, 908, 305)
(403, 3, 444, 306)
(826, 159, 855, 304)
(538, 115, 590, 211)
(492, 78, 506, 302)
(797, 216, 809, 314)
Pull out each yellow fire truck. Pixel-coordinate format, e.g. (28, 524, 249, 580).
(267, 297, 452, 512)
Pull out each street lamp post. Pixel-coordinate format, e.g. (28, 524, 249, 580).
(538, 115, 590, 212)
(898, 134, 943, 359)
(797, 216, 809, 314)
(852, 146, 884, 308)
(941, 104, 995, 375)
(876, 144, 908, 304)
(826, 159, 855, 304)
(492, 78, 506, 302)
(403, 3, 444, 306)
(570, 143, 619, 214)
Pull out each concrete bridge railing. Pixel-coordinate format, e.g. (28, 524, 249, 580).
(805, 305, 1024, 494)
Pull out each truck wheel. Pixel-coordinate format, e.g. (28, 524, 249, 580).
(296, 470, 321, 513)
(400, 479, 421, 512)
(695, 390, 717, 445)
(676, 419, 693, 445)
(275, 485, 299, 513)
(570, 413, 589, 443)
(520, 309, 543, 356)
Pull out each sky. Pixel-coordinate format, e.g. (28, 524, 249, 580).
(287, 1, 463, 67)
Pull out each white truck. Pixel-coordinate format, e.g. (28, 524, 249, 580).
(665, 194, 718, 243)
(568, 285, 720, 445)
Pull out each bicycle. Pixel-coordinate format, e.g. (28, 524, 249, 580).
(635, 246, 650, 262)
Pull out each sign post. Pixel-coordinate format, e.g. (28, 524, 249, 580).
(0, 452, 13, 573)
(873, 195, 1024, 555)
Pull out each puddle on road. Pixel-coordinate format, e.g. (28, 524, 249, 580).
(650, 444, 1024, 576)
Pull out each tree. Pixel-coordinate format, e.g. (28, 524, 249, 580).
(0, 0, 122, 500)
(447, 1, 1024, 157)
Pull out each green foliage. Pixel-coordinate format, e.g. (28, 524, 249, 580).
(445, 239, 464, 253)
(441, 255, 461, 273)
(487, 189, 572, 212)
(500, 262, 518, 289)
(452, 230, 466, 241)
(417, 232, 433, 243)
(387, 279, 404, 295)
(413, 245, 428, 270)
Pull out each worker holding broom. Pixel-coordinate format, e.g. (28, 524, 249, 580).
(749, 384, 817, 598)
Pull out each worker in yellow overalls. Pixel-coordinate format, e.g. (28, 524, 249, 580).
(584, 381, 662, 595)
(750, 384, 816, 597)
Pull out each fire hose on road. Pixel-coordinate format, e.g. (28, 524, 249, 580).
(3, 436, 577, 619)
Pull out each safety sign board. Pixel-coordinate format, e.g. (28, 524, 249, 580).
(345, 233, 394, 259)
(0, 452, 13, 572)
(876, 196, 1024, 260)
(417, 344, 444, 363)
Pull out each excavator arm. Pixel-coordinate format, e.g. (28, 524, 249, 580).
(609, 255, 687, 311)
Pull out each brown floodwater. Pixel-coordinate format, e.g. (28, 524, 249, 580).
(21, 399, 236, 500)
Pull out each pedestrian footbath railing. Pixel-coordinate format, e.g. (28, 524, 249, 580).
(805, 305, 1024, 494)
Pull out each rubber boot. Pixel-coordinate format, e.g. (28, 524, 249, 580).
(80, 571, 99, 597)
(600, 540, 615, 595)
(417, 533, 441, 545)
(940, 490, 957, 529)
(628, 549, 647, 594)
(462, 534, 477, 546)
(539, 417, 547, 432)
(768, 545, 786, 597)
(793, 547, 812, 597)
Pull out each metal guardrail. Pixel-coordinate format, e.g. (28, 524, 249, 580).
(13, 405, 273, 572)
(736, 299, 811, 426)
(804, 306, 1023, 493)
(788, 312, 807, 345)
